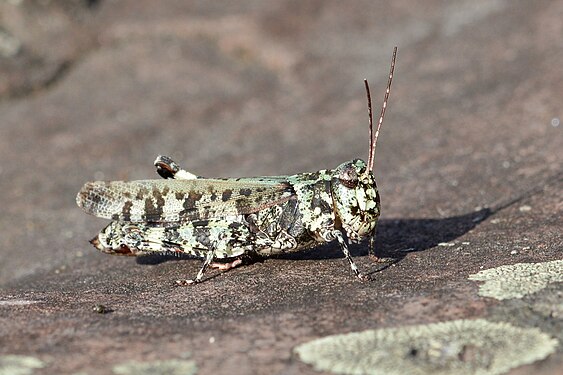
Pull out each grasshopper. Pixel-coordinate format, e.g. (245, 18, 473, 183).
(76, 47, 397, 285)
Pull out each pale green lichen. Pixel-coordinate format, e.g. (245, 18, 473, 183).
(294, 319, 558, 375)
(0, 355, 44, 375)
(469, 260, 563, 300)
(112, 359, 197, 375)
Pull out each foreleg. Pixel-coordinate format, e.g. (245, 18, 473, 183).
(332, 230, 367, 280)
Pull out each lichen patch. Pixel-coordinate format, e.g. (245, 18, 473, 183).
(112, 359, 197, 375)
(294, 319, 558, 375)
(0, 355, 44, 375)
(469, 260, 563, 300)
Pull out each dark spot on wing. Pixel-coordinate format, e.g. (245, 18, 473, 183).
(222, 189, 233, 202)
(208, 186, 217, 201)
(78, 182, 104, 209)
(239, 188, 252, 196)
(153, 189, 165, 209)
(144, 197, 163, 222)
(122, 200, 133, 218)
(145, 198, 154, 213)
(184, 190, 203, 210)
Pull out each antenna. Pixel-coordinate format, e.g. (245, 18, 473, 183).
(366, 46, 397, 173)
(364, 78, 373, 168)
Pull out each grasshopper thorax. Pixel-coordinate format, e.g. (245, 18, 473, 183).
(331, 159, 380, 243)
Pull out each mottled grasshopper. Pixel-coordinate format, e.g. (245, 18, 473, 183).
(77, 47, 397, 285)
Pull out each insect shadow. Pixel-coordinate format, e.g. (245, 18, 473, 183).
(136, 208, 491, 273)
(277, 208, 491, 268)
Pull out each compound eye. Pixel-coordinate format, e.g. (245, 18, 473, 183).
(338, 165, 358, 189)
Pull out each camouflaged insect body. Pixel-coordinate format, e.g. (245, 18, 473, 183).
(78, 159, 380, 264)
(77, 47, 396, 284)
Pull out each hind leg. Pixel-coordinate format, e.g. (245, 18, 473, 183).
(176, 249, 217, 285)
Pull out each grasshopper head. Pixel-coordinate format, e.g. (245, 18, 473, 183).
(332, 46, 396, 244)
(331, 159, 380, 243)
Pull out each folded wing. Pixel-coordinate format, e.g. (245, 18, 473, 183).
(76, 178, 295, 223)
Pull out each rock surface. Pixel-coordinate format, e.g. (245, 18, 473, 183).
(0, 1, 561, 374)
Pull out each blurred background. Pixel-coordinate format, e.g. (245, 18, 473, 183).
(0, 1, 562, 374)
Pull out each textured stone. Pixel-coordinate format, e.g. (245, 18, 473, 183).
(0, 0, 561, 374)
